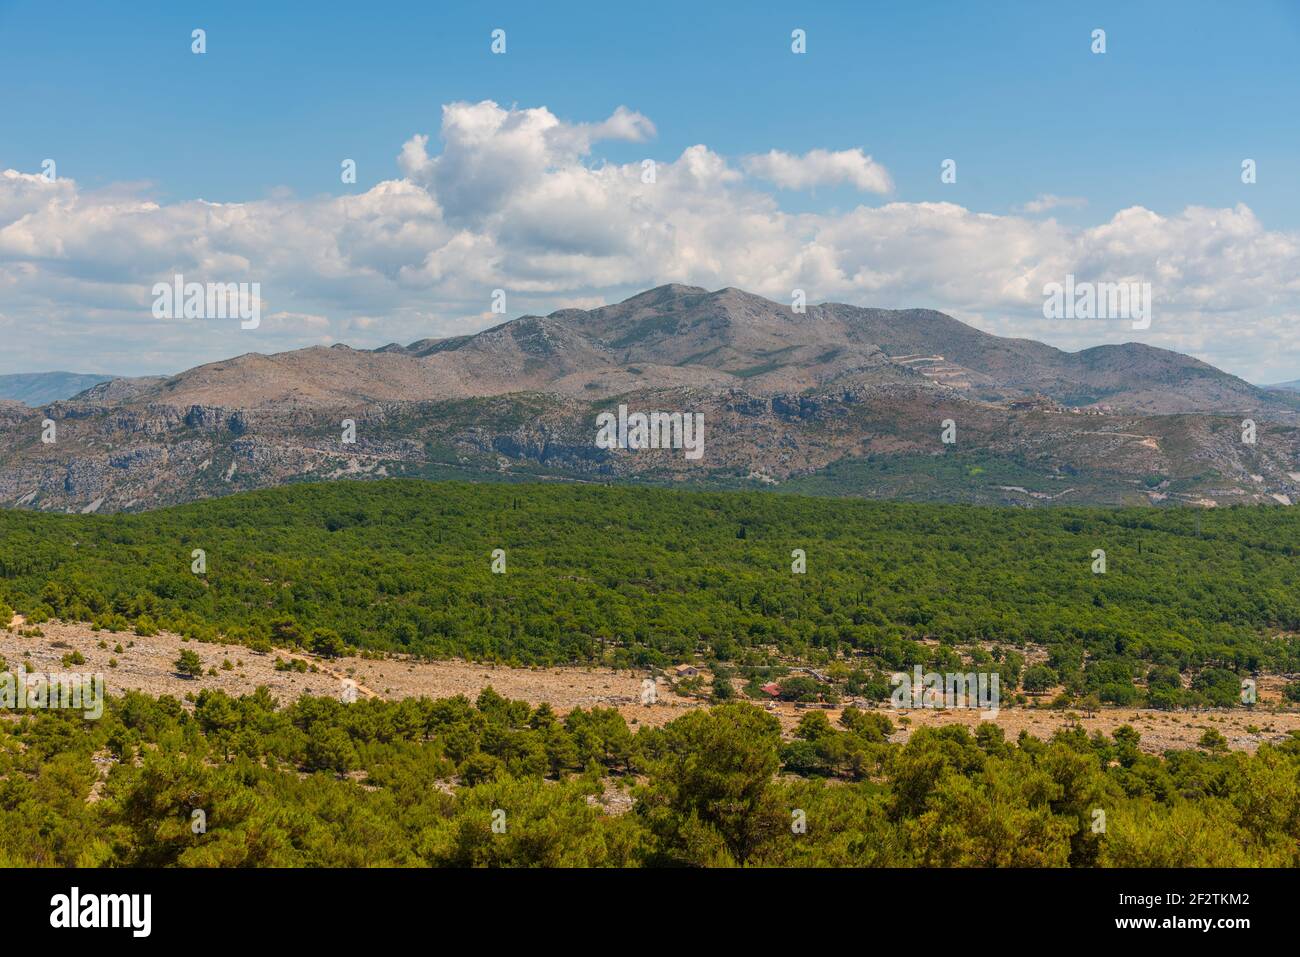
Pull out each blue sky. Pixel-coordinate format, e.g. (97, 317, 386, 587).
(2, 0, 1299, 381)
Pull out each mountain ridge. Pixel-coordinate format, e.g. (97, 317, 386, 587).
(76, 285, 1295, 416)
(2, 285, 1298, 513)
(0, 371, 116, 405)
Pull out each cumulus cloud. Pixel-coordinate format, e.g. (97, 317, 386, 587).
(1, 100, 1298, 382)
(744, 148, 893, 193)
(397, 100, 655, 222)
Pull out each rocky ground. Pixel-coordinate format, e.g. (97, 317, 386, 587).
(7, 284, 1300, 513)
(5, 616, 1299, 752)
(0, 617, 699, 728)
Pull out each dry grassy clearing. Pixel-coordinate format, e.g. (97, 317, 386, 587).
(2, 618, 698, 728)
(6, 617, 1300, 752)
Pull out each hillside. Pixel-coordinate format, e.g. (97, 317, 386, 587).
(7, 680, 1300, 868)
(3, 480, 1299, 680)
(5, 480, 1300, 871)
(2, 285, 1299, 512)
(82, 285, 1294, 413)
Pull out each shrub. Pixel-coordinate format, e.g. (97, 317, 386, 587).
(1023, 665, 1058, 693)
(175, 649, 204, 679)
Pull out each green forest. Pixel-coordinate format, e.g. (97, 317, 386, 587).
(3, 480, 1300, 867)
(3, 689, 1297, 867)
(3, 480, 1300, 707)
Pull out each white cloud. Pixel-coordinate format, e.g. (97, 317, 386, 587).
(744, 148, 893, 193)
(264, 310, 330, 329)
(1017, 193, 1088, 214)
(1, 100, 1298, 383)
(397, 100, 655, 222)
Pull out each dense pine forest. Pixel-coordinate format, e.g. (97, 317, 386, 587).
(3, 688, 1298, 867)
(4, 481, 1300, 867)
(3, 481, 1300, 703)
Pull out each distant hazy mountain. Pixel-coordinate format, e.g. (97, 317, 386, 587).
(98, 284, 1293, 415)
(1265, 379, 1300, 392)
(3, 285, 1300, 513)
(0, 372, 115, 405)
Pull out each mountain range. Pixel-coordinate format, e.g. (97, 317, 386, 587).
(3, 284, 1299, 512)
(0, 372, 115, 406)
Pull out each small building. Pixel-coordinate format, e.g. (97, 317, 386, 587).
(674, 664, 699, 677)
(759, 682, 781, 698)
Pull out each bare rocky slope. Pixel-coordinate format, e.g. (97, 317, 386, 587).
(2, 285, 1298, 512)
